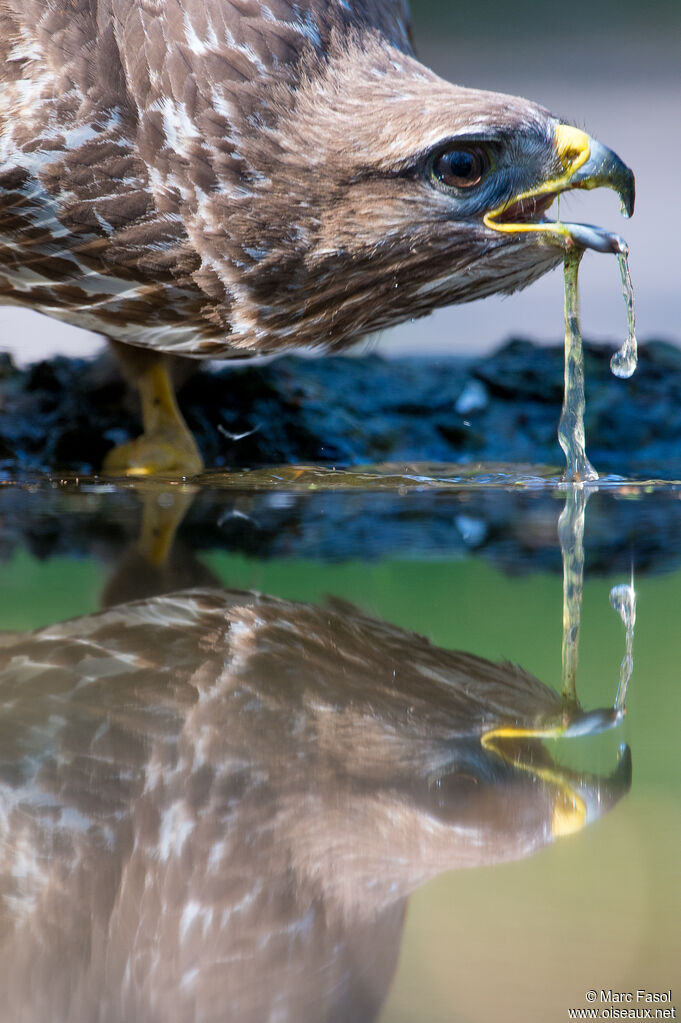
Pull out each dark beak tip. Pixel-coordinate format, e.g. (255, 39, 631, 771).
(570, 136, 636, 220)
(617, 742, 633, 777)
(608, 743, 633, 796)
(587, 744, 632, 819)
(621, 171, 636, 219)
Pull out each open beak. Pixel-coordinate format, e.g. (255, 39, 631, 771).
(550, 743, 632, 838)
(484, 124, 635, 254)
(481, 712, 632, 838)
(479, 700, 631, 835)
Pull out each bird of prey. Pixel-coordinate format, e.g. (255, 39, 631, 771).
(0, 588, 629, 1022)
(0, 0, 634, 475)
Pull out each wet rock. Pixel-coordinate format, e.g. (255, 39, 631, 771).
(2, 337, 681, 478)
(473, 338, 564, 403)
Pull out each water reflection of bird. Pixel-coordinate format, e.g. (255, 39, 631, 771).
(0, 1, 634, 475)
(0, 588, 629, 1023)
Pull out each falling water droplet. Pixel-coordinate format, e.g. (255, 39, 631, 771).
(610, 244, 638, 379)
(609, 579, 636, 711)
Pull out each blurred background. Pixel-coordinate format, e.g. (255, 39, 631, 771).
(0, 0, 679, 364)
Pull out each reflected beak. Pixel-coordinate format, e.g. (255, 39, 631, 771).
(480, 707, 632, 838)
(483, 124, 635, 254)
(551, 744, 632, 837)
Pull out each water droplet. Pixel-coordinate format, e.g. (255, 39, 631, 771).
(609, 581, 636, 711)
(609, 249, 637, 379)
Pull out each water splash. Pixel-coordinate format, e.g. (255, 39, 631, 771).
(558, 251, 598, 483)
(610, 245, 638, 379)
(609, 578, 636, 711)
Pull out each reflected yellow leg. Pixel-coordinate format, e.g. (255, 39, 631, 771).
(103, 363, 203, 477)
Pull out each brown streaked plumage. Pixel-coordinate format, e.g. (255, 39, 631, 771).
(0, 588, 629, 1022)
(0, 0, 634, 473)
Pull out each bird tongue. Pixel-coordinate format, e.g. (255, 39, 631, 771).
(495, 194, 629, 255)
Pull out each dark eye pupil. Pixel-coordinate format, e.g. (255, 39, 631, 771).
(433, 147, 487, 189)
(448, 151, 475, 177)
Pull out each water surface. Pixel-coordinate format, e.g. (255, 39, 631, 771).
(1, 470, 679, 1022)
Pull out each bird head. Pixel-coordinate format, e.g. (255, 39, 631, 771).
(192, 32, 634, 352)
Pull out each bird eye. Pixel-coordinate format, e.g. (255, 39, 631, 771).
(432, 146, 489, 189)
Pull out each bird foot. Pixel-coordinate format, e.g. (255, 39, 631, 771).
(102, 361, 204, 477)
(102, 427, 204, 477)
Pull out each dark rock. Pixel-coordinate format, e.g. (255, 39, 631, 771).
(473, 338, 564, 403)
(2, 337, 681, 478)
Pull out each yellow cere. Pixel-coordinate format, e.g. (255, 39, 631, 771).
(482, 125, 591, 241)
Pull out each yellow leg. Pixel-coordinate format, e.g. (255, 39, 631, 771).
(103, 363, 203, 477)
(98, 485, 203, 607)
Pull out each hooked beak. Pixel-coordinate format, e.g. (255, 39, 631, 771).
(480, 703, 632, 837)
(550, 743, 632, 838)
(484, 124, 635, 254)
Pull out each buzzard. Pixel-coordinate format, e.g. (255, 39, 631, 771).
(0, 588, 629, 1021)
(0, 0, 634, 474)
